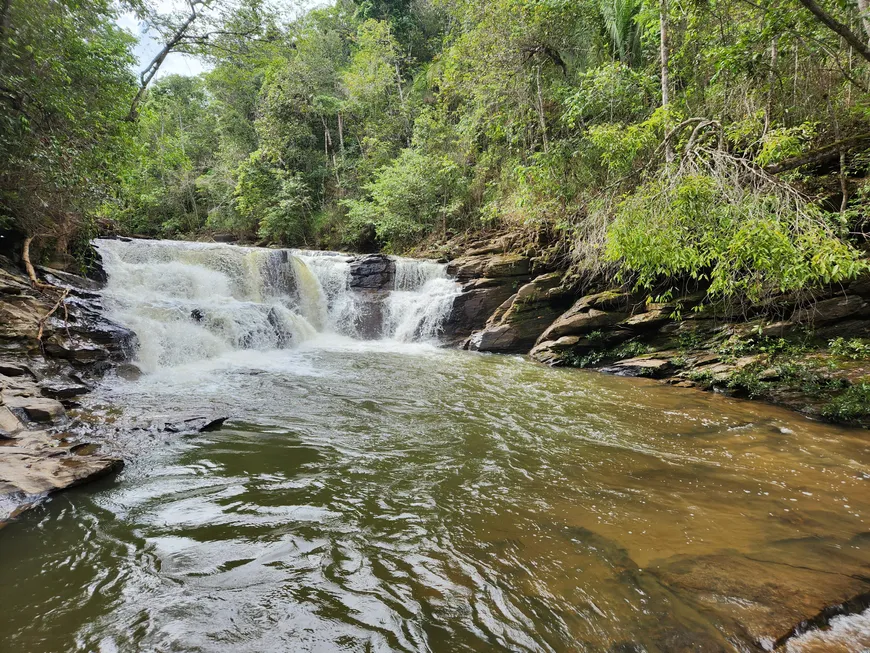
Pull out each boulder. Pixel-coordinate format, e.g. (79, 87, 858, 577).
(537, 307, 626, 343)
(349, 254, 396, 290)
(529, 336, 582, 365)
(442, 278, 519, 343)
(2, 395, 65, 423)
(534, 290, 638, 344)
(38, 379, 91, 400)
(0, 406, 24, 434)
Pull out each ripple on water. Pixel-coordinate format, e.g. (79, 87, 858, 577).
(0, 345, 869, 651)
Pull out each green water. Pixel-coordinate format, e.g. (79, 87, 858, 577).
(1, 341, 868, 652)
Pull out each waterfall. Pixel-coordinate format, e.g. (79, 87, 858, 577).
(383, 258, 460, 342)
(95, 239, 460, 371)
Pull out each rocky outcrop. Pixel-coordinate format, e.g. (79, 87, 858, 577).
(466, 272, 574, 353)
(441, 252, 535, 344)
(0, 255, 139, 521)
(0, 368, 122, 521)
(0, 257, 136, 372)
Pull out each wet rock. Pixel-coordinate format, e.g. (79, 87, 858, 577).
(353, 290, 388, 339)
(443, 278, 519, 343)
(37, 266, 102, 292)
(157, 414, 230, 434)
(38, 379, 91, 400)
(115, 363, 142, 381)
(603, 356, 674, 378)
(349, 254, 396, 290)
(2, 395, 65, 423)
(0, 430, 122, 515)
(0, 361, 32, 377)
(648, 548, 870, 649)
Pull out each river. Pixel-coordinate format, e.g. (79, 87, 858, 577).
(0, 239, 868, 652)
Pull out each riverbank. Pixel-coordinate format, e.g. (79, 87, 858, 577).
(431, 230, 870, 429)
(0, 252, 137, 521)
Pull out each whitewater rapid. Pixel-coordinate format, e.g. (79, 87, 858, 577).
(95, 239, 461, 372)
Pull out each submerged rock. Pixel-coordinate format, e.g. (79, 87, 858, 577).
(648, 542, 870, 649)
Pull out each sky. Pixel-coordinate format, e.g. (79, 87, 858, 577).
(116, 1, 211, 80)
(117, 1, 326, 81)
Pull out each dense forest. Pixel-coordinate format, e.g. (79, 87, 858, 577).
(2, 0, 870, 304)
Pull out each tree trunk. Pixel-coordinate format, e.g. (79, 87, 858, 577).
(660, 0, 673, 162)
(858, 0, 870, 42)
(536, 63, 549, 153)
(764, 39, 778, 135)
(794, 0, 870, 63)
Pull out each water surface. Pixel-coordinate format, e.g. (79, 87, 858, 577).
(1, 341, 869, 652)
(1, 239, 868, 652)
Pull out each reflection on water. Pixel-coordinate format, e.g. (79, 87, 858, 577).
(1, 340, 869, 652)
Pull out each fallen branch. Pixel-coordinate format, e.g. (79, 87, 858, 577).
(21, 236, 57, 292)
(764, 133, 870, 174)
(36, 287, 69, 345)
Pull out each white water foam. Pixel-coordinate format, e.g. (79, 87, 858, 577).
(95, 239, 460, 371)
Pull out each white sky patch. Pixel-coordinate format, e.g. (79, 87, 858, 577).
(116, 2, 211, 80)
(116, 0, 329, 80)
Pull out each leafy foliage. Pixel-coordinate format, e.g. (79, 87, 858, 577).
(2, 0, 869, 304)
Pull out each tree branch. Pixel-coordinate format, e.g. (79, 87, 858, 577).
(763, 133, 870, 173)
(794, 0, 870, 63)
(126, 0, 209, 121)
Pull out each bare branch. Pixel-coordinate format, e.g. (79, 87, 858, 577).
(126, 0, 209, 121)
(793, 0, 870, 63)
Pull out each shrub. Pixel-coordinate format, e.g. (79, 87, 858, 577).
(829, 337, 870, 360)
(606, 165, 866, 302)
(823, 383, 870, 422)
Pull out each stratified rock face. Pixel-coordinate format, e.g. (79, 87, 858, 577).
(349, 254, 396, 290)
(536, 291, 635, 344)
(0, 257, 137, 371)
(446, 253, 531, 280)
(467, 272, 574, 353)
(0, 256, 134, 522)
(0, 369, 122, 520)
(442, 278, 521, 344)
(440, 252, 536, 344)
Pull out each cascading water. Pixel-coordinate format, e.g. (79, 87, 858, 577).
(383, 258, 461, 341)
(95, 239, 461, 371)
